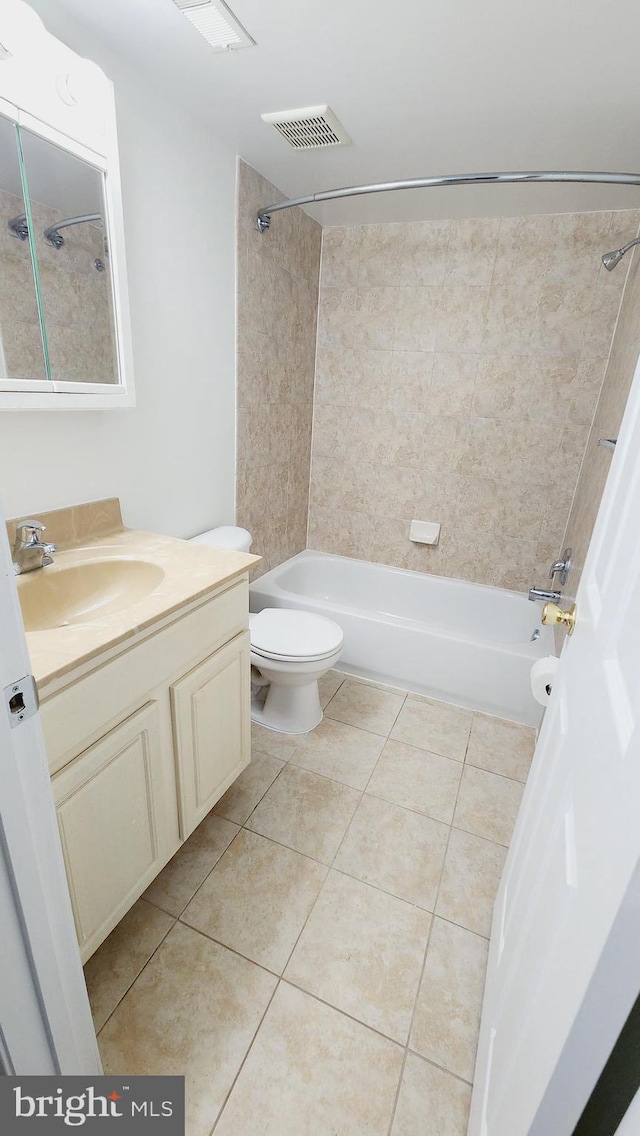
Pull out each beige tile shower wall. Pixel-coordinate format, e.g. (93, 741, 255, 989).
(0, 187, 47, 379)
(560, 241, 640, 614)
(308, 210, 640, 591)
(30, 198, 116, 385)
(236, 161, 321, 578)
(0, 187, 116, 384)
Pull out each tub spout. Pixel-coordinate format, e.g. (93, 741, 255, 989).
(529, 585, 561, 603)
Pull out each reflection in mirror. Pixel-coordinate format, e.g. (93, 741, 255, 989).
(0, 113, 48, 380)
(19, 127, 119, 385)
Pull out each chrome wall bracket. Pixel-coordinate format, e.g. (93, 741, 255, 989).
(8, 213, 28, 241)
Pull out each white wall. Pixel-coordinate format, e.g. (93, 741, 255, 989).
(0, 3, 238, 538)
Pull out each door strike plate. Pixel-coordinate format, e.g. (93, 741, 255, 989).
(3, 674, 39, 728)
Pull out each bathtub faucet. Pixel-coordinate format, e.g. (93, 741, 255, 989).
(528, 585, 561, 604)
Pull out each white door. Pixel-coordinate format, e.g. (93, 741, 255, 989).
(470, 350, 640, 1135)
(0, 505, 99, 1074)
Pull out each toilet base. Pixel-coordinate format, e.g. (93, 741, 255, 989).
(251, 678, 323, 735)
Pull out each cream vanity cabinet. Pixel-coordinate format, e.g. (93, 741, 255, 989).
(41, 578, 251, 962)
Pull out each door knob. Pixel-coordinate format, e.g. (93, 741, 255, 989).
(542, 602, 578, 636)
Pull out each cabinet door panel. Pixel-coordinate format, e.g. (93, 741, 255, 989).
(172, 632, 251, 837)
(53, 701, 170, 960)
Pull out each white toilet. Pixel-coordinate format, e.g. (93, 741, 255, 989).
(190, 526, 344, 734)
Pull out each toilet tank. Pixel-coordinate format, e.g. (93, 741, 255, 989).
(190, 526, 253, 552)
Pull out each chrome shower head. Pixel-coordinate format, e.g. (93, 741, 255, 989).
(602, 236, 640, 271)
(602, 247, 627, 271)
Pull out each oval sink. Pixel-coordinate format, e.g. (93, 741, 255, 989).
(18, 559, 165, 632)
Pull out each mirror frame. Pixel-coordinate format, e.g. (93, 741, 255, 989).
(0, 1, 134, 409)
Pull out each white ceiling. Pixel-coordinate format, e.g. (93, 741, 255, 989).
(29, 0, 640, 225)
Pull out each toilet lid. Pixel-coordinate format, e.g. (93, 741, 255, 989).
(250, 608, 343, 661)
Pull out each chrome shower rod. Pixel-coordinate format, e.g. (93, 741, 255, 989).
(255, 170, 640, 232)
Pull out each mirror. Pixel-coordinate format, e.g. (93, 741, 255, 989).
(0, 112, 47, 381)
(0, 0, 134, 407)
(19, 127, 118, 385)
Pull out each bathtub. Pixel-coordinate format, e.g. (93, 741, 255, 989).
(250, 551, 555, 726)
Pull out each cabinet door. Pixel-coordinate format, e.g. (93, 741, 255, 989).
(53, 701, 172, 962)
(171, 631, 251, 837)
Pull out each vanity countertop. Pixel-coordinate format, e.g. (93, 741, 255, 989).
(10, 501, 259, 689)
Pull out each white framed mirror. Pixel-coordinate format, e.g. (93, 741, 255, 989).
(0, 0, 134, 408)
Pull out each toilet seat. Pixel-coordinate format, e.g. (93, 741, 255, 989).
(250, 608, 343, 663)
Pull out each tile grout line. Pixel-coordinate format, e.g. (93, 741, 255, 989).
(96, 914, 179, 1039)
(387, 715, 475, 1134)
(208, 975, 282, 1135)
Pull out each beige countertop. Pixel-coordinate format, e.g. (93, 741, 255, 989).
(16, 518, 259, 689)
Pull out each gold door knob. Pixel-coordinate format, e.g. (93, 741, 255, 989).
(541, 602, 578, 636)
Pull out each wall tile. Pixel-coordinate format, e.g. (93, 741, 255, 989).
(482, 284, 539, 354)
(237, 162, 321, 567)
(436, 286, 489, 353)
(445, 217, 500, 285)
(472, 355, 578, 422)
(394, 286, 441, 352)
(304, 209, 628, 592)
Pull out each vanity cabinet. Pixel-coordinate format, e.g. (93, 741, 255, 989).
(172, 633, 251, 837)
(53, 702, 174, 960)
(42, 577, 251, 962)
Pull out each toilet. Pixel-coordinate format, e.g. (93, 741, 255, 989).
(190, 527, 344, 734)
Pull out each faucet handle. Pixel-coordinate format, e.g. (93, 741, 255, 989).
(548, 547, 572, 585)
(16, 519, 45, 539)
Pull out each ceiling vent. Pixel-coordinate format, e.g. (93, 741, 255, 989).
(261, 105, 351, 150)
(172, 0, 255, 53)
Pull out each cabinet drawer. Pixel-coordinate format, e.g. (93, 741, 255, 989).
(52, 701, 175, 961)
(171, 631, 251, 837)
(42, 579, 248, 775)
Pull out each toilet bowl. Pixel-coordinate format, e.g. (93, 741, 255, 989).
(250, 608, 344, 734)
(189, 527, 344, 734)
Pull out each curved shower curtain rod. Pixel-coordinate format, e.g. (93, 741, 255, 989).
(255, 169, 640, 232)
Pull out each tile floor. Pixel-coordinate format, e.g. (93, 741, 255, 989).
(84, 672, 536, 1136)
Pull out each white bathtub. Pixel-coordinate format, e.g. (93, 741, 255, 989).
(250, 551, 555, 726)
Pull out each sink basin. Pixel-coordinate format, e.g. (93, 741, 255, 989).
(18, 558, 165, 632)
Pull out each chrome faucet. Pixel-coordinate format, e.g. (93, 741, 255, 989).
(528, 585, 561, 603)
(12, 520, 57, 575)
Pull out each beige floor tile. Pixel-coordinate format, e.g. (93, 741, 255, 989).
(214, 982, 404, 1136)
(285, 871, 431, 1043)
(99, 922, 276, 1136)
(467, 713, 536, 782)
(213, 752, 285, 824)
(84, 899, 174, 1033)
(436, 828, 506, 938)
(410, 917, 489, 1082)
(251, 721, 298, 760)
(367, 739, 463, 824)
(325, 679, 405, 736)
(454, 765, 524, 847)
(319, 669, 345, 708)
(290, 717, 385, 789)
(392, 1052, 472, 1135)
(391, 697, 473, 760)
(246, 765, 361, 863)
(143, 814, 239, 917)
(182, 830, 327, 974)
(334, 794, 448, 909)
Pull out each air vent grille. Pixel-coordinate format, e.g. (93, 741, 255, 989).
(261, 105, 351, 150)
(172, 0, 254, 53)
